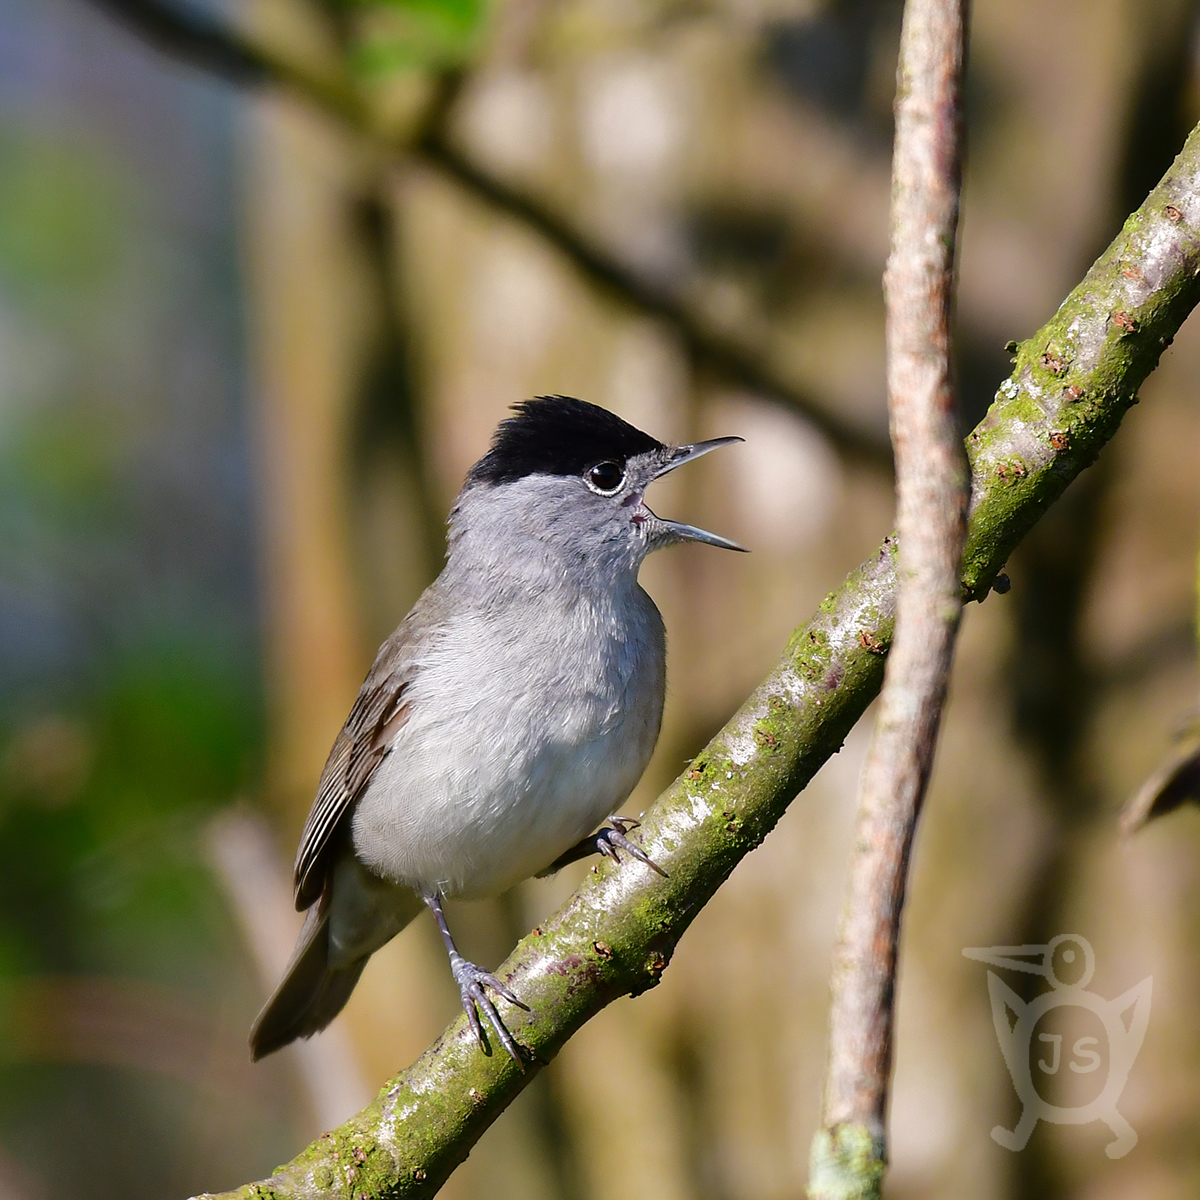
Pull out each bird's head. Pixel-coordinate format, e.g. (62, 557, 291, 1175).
(452, 396, 745, 577)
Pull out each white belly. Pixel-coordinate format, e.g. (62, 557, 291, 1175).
(350, 586, 665, 898)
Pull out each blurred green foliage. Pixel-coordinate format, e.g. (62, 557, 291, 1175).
(0, 120, 260, 981)
(0, 643, 260, 976)
(0, 131, 127, 307)
(337, 0, 488, 77)
(0, 81, 280, 1195)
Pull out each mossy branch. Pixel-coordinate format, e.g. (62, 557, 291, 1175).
(191, 123, 1200, 1200)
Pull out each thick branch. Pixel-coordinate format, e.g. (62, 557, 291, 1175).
(811, 1, 967, 1194)
(193, 123, 1200, 1200)
(82, 0, 891, 467)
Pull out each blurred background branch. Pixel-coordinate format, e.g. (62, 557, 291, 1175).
(85, 0, 271, 84)
(85, 0, 893, 466)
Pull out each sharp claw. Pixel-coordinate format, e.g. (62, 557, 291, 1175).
(602, 827, 668, 877)
(478, 971, 530, 1010)
(475, 991, 523, 1064)
(621, 840, 668, 877)
(451, 957, 528, 1065)
(462, 994, 485, 1046)
(535, 817, 666, 879)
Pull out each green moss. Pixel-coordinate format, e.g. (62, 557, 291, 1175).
(807, 1123, 885, 1200)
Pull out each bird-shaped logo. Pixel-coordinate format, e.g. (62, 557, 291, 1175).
(962, 934, 1151, 1159)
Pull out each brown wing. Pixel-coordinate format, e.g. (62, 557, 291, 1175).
(292, 629, 415, 909)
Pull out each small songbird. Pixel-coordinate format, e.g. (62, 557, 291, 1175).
(250, 396, 744, 1062)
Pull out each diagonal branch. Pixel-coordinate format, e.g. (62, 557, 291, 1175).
(810, 1, 967, 1195)
(192, 121, 1200, 1200)
(416, 130, 889, 464)
(82, 0, 892, 467)
(86, 0, 370, 123)
(86, 0, 266, 82)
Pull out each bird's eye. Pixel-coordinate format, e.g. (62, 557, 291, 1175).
(586, 461, 625, 494)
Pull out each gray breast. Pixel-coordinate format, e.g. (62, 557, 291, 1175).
(350, 580, 666, 898)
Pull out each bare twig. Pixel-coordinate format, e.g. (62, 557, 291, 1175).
(82, 0, 892, 467)
(809, 2, 968, 1195)
(1119, 729, 1200, 833)
(191, 117, 1200, 1200)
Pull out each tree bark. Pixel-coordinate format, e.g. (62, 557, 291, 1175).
(810, 2, 967, 1196)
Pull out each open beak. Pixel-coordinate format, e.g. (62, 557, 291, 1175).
(653, 436, 745, 480)
(649, 436, 747, 552)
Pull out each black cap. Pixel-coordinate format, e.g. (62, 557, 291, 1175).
(468, 396, 663, 486)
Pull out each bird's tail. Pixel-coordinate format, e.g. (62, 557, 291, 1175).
(249, 894, 367, 1062)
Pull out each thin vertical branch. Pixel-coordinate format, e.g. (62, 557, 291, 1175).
(809, 2, 968, 1196)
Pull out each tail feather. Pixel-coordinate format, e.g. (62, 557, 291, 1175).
(249, 898, 367, 1061)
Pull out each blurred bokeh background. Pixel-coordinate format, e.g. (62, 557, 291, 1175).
(3, 0, 1200, 1197)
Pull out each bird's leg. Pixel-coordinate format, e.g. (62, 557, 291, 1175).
(423, 892, 528, 1065)
(536, 816, 668, 878)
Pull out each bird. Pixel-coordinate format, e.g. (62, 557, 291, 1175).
(249, 395, 744, 1064)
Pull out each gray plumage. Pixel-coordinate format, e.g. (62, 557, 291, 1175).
(250, 398, 742, 1063)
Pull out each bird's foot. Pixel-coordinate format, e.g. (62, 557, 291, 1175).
(594, 816, 668, 876)
(450, 952, 529, 1065)
(537, 816, 667, 878)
